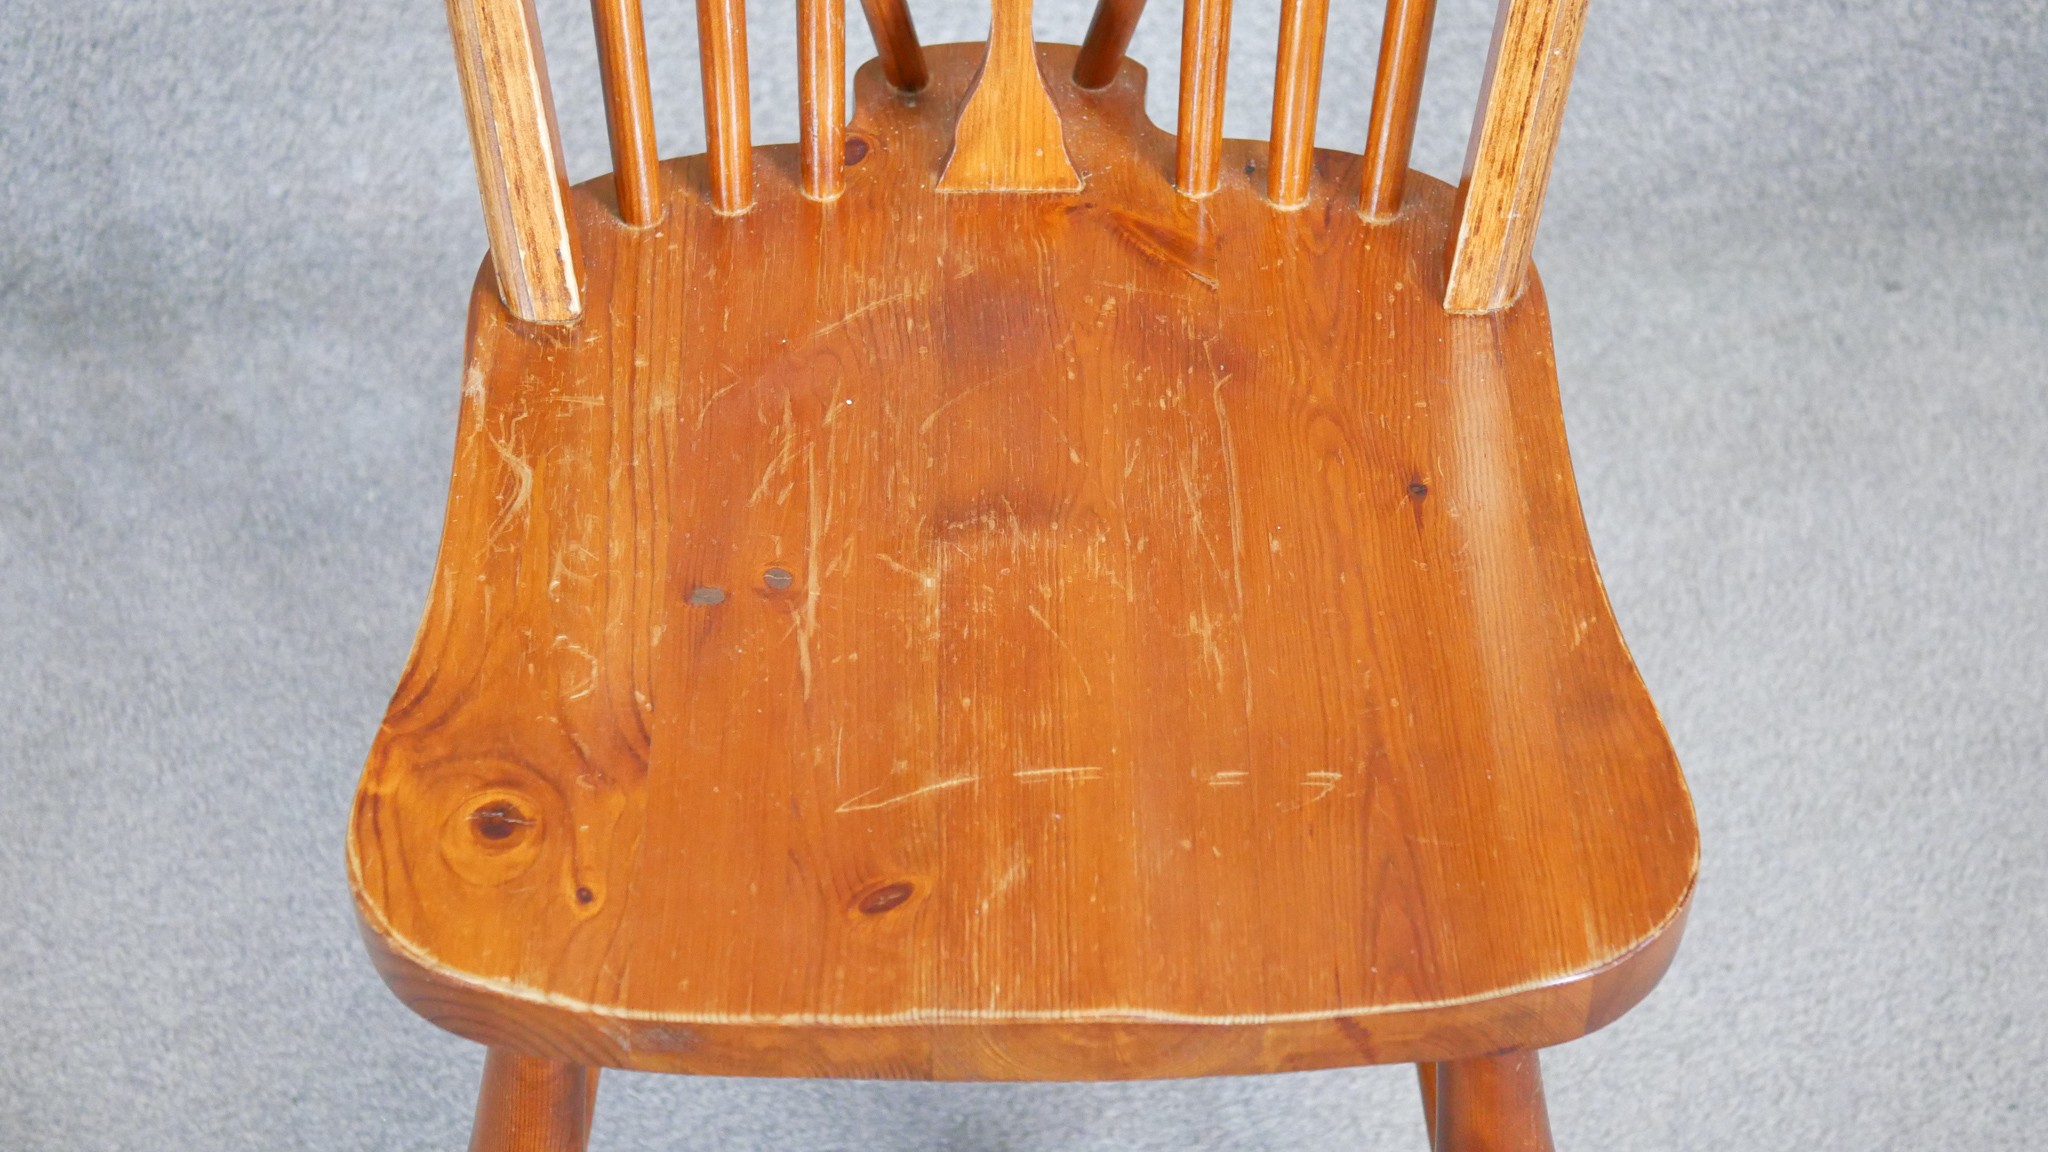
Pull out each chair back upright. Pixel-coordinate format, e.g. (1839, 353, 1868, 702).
(440, 0, 1591, 324)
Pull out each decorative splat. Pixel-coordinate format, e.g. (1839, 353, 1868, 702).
(938, 0, 1082, 192)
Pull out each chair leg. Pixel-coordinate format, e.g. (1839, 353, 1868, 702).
(1426, 1051, 1553, 1152)
(1417, 1062, 1440, 1147)
(468, 1047, 599, 1152)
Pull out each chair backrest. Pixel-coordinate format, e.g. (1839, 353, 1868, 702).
(440, 0, 1590, 325)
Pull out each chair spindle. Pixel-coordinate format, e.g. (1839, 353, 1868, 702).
(1074, 0, 1148, 89)
(591, 0, 662, 225)
(1175, 0, 1233, 196)
(1359, 0, 1436, 221)
(696, 0, 755, 213)
(444, 0, 581, 324)
(1267, 0, 1329, 207)
(799, 0, 847, 200)
(858, 0, 929, 92)
(1443, 0, 1590, 312)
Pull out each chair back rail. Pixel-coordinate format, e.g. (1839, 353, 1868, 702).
(443, 0, 1592, 321)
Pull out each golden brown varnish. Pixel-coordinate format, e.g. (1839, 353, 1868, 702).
(350, 44, 1698, 1082)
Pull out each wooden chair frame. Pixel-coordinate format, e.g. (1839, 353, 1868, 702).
(360, 3, 1696, 1150)
(444, 0, 1586, 323)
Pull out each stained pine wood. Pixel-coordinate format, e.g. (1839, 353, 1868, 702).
(798, 0, 847, 201)
(1267, 0, 1330, 208)
(858, 0, 929, 92)
(1174, 0, 1232, 195)
(695, 0, 754, 213)
(591, 0, 661, 225)
(1443, 0, 1589, 312)
(1360, 0, 1438, 221)
(1419, 1062, 1442, 1147)
(352, 44, 1698, 1082)
(444, 0, 580, 323)
(469, 1050, 597, 1152)
(1431, 1052, 1555, 1152)
(1073, 0, 1149, 89)
(940, 0, 1082, 192)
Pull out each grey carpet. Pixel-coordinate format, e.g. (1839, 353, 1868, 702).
(3, 0, 2045, 1148)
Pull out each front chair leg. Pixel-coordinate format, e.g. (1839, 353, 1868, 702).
(469, 1047, 599, 1152)
(1421, 1052, 1553, 1152)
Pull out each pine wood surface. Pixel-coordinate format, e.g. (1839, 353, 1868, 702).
(351, 43, 1697, 1081)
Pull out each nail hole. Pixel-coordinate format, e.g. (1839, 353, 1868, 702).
(858, 881, 916, 916)
(844, 136, 870, 166)
(688, 586, 726, 606)
(763, 566, 795, 591)
(575, 886, 595, 904)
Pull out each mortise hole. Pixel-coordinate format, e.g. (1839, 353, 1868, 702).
(763, 566, 795, 591)
(858, 882, 916, 916)
(688, 586, 726, 606)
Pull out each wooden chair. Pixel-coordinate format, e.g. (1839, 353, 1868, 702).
(349, 0, 1699, 1147)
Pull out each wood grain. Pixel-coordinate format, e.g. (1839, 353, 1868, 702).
(468, 1049, 597, 1152)
(1360, 0, 1438, 221)
(591, 0, 661, 226)
(1432, 1051, 1555, 1152)
(1266, 0, 1329, 208)
(940, 0, 1081, 192)
(799, 0, 847, 201)
(1174, 0, 1232, 196)
(858, 0, 929, 92)
(444, 0, 580, 323)
(355, 44, 1696, 1082)
(696, 0, 754, 213)
(1443, 0, 1588, 312)
(1073, 0, 1149, 89)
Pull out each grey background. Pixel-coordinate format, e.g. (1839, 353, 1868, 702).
(3, 0, 2044, 1148)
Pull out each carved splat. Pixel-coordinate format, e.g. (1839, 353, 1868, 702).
(938, 0, 1081, 192)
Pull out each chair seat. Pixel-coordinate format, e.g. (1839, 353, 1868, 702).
(349, 45, 1697, 1081)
